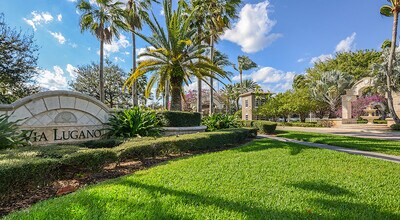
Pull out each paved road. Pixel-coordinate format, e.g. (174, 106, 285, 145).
(260, 134, 400, 164)
(277, 126, 400, 141)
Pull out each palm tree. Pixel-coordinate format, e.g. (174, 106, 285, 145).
(380, 0, 400, 123)
(77, 0, 128, 103)
(233, 55, 257, 90)
(125, 0, 227, 111)
(188, 0, 241, 114)
(311, 70, 354, 118)
(125, 0, 154, 107)
(203, 0, 241, 114)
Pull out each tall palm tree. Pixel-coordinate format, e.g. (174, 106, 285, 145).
(233, 55, 257, 90)
(125, 0, 154, 107)
(204, 0, 241, 114)
(188, 0, 241, 114)
(380, 0, 400, 123)
(77, 0, 128, 103)
(124, 0, 227, 111)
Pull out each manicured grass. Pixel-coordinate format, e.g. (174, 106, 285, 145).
(5, 139, 400, 219)
(276, 130, 400, 156)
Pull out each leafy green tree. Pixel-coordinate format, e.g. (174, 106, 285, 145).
(289, 89, 321, 122)
(77, 0, 128, 103)
(306, 50, 381, 82)
(233, 55, 257, 88)
(311, 71, 354, 118)
(0, 14, 39, 103)
(380, 0, 400, 123)
(70, 60, 146, 108)
(125, 0, 155, 106)
(125, 0, 226, 111)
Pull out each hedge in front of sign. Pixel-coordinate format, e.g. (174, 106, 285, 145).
(0, 128, 256, 198)
(157, 111, 201, 127)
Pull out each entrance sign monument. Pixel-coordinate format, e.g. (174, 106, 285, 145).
(0, 91, 110, 145)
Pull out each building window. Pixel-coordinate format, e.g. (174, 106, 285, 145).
(245, 114, 249, 120)
(245, 99, 249, 108)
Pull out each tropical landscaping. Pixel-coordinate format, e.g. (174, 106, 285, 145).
(1, 0, 400, 218)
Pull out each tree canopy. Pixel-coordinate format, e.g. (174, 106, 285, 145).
(70, 60, 145, 108)
(0, 14, 39, 104)
(306, 50, 381, 82)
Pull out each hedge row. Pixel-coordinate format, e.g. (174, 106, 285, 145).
(0, 128, 256, 198)
(238, 120, 277, 134)
(157, 111, 201, 127)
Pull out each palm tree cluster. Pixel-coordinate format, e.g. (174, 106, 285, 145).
(77, 0, 243, 112)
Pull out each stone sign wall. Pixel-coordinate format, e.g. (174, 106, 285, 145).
(0, 91, 110, 145)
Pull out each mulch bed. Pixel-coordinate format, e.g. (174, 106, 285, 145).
(0, 141, 251, 217)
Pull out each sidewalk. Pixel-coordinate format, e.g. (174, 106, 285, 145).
(277, 126, 400, 141)
(259, 134, 400, 164)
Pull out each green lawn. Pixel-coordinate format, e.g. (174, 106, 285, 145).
(5, 139, 400, 219)
(276, 130, 400, 156)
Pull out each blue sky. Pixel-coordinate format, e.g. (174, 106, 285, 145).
(0, 0, 393, 93)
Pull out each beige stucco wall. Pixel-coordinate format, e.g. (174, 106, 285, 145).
(0, 91, 110, 145)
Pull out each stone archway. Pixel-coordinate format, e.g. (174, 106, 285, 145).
(341, 77, 375, 123)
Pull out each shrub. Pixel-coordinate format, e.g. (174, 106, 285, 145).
(234, 110, 242, 119)
(390, 124, 400, 131)
(80, 139, 123, 149)
(108, 107, 160, 138)
(157, 111, 201, 127)
(277, 122, 325, 128)
(60, 149, 118, 171)
(116, 128, 257, 160)
(256, 122, 277, 134)
(202, 114, 239, 131)
(238, 120, 256, 127)
(0, 114, 29, 149)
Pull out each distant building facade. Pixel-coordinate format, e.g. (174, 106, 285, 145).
(240, 92, 269, 121)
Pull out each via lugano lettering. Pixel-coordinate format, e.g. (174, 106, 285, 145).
(25, 129, 103, 142)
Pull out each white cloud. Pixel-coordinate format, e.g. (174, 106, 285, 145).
(66, 64, 78, 79)
(136, 46, 156, 62)
(309, 33, 356, 64)
(23, 11, 54, 31)
(100, 35, 130, 56)
(49, 32, 66, 44)
(114, 56, 125, 63)
(232, 67, 297, 93)
(335, 32, 356, 53)
(57, 14, 62, 22)
(297, 58, 306, 63)
(36, 66, 69, 90)
(69, 42, 78, 48)
(310, 54, 333, 64)
(67, 0, 77, 2)
(221, 0, 281, 53)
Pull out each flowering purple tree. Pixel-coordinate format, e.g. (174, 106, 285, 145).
(352, 95, 387, 118)
(336, 94, 387, 119)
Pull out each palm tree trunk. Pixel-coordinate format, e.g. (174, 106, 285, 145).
(387, 11, 400, 124)
(132, 31, 138, 107)
(170, 79, 182, 111)
(99, 39, 105, 103)
(209, 38, 215, 115)
(196, 27, 202, 114)
(164, 79, 170, 110)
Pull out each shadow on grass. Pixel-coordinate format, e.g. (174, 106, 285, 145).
(276, 131, 400, 155)
(113, 179, 319, 219)
(235, 139, 305, 155)
(289, 181, 354, 196)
